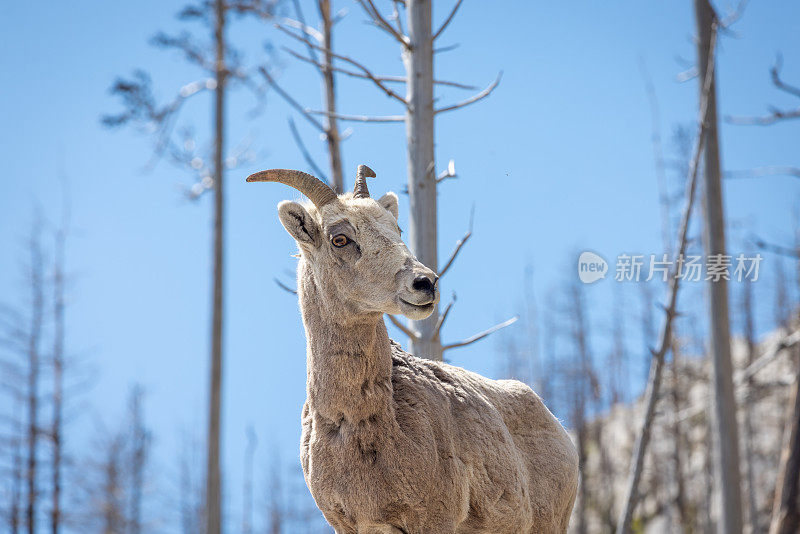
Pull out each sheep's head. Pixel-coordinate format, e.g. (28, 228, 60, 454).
(248, 165, 438, 320)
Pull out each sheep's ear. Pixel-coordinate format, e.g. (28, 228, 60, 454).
(377, 192, 399, 220)
(277, 201, 321, 247)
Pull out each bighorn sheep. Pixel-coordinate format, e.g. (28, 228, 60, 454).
(248, 165, 578, 533)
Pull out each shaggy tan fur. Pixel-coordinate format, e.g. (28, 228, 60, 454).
(271, 190, 578, 534)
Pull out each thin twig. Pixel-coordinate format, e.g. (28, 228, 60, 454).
(387, 314, 419, 340)
(752, 237, 800, 259)
(284, 48, 477, 89)
(674, 329, 800, 423)
(433, 0, 464, 40)
(288, 0, 320, 66)
(434, 43, 460, 54)
(390, 0, 405, 36)
(725, 166, 800, 180)
(288, 117, 328, 183)
(306, 110, 404, 123)
(739, 329, 800, 383)
(771, 54, 800, 98)
(442, 316, 518, 352)
(439, 205, 474, 277)
(435, 72, 502, 114)
(258, 67, 325, 132)
(437, 159, 457, 183)
(355, 0, 409, 47)
(616, 24, 718, 534)
(718, 0, 749, 30)
(727, 107, 800, 125)
(274, 278, 297, 295)
(277, 24, 409, 106)
(434, 294, 456, 337)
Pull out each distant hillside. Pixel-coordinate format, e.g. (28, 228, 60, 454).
(570, 327, 798, 533)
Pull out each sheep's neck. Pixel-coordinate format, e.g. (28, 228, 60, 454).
(298, 263, 395, 424)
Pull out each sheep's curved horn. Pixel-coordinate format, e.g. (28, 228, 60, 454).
(246, 169, 337, 208)
(353, 164, 376, 199)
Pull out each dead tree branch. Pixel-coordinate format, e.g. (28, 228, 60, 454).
(283, 48, 477, 89)
(387, 314, 420, 341)
(433, 0, 464, 40)
(306, 110, 405, 122)
(434, 294, 456, 338)
(673, 329, 800, 423)
(772, 54, 800, 98)
(727, 54, 800, 125)
(442, 316, 518, 352)
(616, 23, 718, 534)
(259, 67, 325, 132)
(288, 117, 328, 183)
(277, 24, 409, 106)
(439, 206, 474, 277)
(753, 237, 800, 259)
(355, 0, 409, 47)
(435, 72, 502, 114)
(725, 166, 800, 180)
(274, 278, 298, 295)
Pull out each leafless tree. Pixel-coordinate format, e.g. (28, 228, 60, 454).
(728, 53, 800, 127)
(24, 216, 46, 534)
(1, 382, 25, 534)
(279, 0, 506, 361)
(616, 17, 719, 532)
(774, 257, 792, 331)
(263, 0, 346, 192)
(242, 426, 257, 534)
(263, 449, 285, 534)
(48, 198, 68, 534)
(99, 433, 126, 534)
(178, 430, 204, 534)
(741, 280, 760, 533)
(643, 63, 693, 531)
(127, 386, 150, 534)
(78, 385, 151, 534)
(694, 3, 744, 532)
(103, 3, 277, 531)
(565, 278, 597, 534)
(769, 350, 800, 534)
(608, 285, 628, 406)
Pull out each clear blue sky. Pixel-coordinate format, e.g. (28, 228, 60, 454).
(1, 1, 798, 531)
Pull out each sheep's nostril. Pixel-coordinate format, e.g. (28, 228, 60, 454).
(412, 275, 435, 294)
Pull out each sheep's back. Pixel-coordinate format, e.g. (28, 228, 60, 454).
(389, 341, 578, 533)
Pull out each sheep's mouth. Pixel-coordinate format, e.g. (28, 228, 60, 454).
(398, 297, 435, 318)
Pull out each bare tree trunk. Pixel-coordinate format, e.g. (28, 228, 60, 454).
(207, 1, 227, 533)
(26, 219, 44, 534)
(616, 22, 717, 529)
(180, 432, 203, 534)
(102, 436, 125, 534)
(403, 0, 440, 361)
(669, 340, 691, 532)
(266, 453, 284, 534)
(10, 396, 23, 534)
(694, 3, 743, 532)
(242, 427, 256, 534)
(128, 386, 148, 534)
(769, 351, 800, 534)
(742, 282, 760, 533)
(50, 223, 65, 534)
(318, 0, 344, 193)
(569, 282, 594, 534)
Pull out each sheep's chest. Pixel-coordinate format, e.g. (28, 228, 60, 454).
(300, 408, 438, 529)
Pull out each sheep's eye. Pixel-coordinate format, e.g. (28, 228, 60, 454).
(331, 234, 349, 248)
